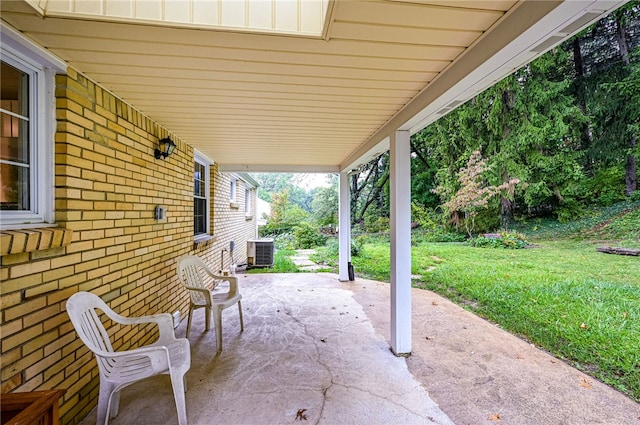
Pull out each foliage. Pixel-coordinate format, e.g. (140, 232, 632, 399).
(411, 202, 446, 230)
(411, 228, 466, 243)
(245, 249, 298, 273)
(350, 154, 390, 229)
(433, 150, 519, 237)
(311, 182, 339, 226)
(470, 231, 529, 249)
(363, 214, 390, 234)
(253, 173, 314, 212)
(585, 166, 627, 206)
(310, 237, 362, 270)
(292, 222, 327, 249)
(514, 200, 640, 248)
(261, 190, 310, 236)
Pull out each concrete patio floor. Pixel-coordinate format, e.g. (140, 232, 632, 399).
(79, 273, 639, 425)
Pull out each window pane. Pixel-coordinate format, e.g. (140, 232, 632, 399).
(0, 162, 29, 210)
(194, 162, 205, 197)
(1, 61, 30, 212)
(194, 197, 206, 234)
(1, 111, 29, 163)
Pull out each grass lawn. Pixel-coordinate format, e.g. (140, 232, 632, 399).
(347, 239, 640, 401)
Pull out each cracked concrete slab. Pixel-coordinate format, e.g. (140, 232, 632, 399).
(79, 273, 453, 425)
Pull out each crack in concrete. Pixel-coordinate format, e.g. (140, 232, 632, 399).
(281, 305, 336, 425)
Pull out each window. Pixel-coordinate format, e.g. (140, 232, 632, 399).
(1, 61, 30, 213)
(193, 152, 211, 236)
(245, 188, 251, 214)
(230, 177, 237, 202)
(0, 24, 63, 229)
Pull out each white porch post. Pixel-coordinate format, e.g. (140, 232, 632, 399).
(390, 130, 412, 355)
(338, 171, 351, 282)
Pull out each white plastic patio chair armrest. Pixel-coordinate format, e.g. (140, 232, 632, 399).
(114, 313, 178, 344)
(210, 275, 240, 296)
(97, 345, 172, 372)
(185, 285, 212, 299)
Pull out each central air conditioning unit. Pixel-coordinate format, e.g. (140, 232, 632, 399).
(247, 238, 274, 267)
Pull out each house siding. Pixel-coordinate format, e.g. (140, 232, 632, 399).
(202, 171, 257, 271)
(0, 66, 256, 424)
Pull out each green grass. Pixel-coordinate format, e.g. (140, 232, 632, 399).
(245, 249, 299, 273)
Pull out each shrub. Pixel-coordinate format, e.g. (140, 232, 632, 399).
(364, 216, 390, 233)
(293, 222, 327, 249)
(471, 231, 529, 249)
(412, 228, 466, 244)
(273, 232, 295, 250)
(323, 236, 363, 257)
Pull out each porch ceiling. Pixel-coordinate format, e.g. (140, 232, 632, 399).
(0, 0, 627, 172)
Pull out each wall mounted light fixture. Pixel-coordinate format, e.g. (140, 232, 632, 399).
(154, 137, 176, 160)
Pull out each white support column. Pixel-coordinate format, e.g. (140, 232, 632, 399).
(338, 171, 351, 282)
(390, 130, 412, 356)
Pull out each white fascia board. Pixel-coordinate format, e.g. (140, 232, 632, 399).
(218, 164, 340, 173)
(236, 172, 259, 188)
(194, 150, 215, 171)
(341, 136, 389, 175)
(403, 0, 628, 135)
(1, 22, 66, 71)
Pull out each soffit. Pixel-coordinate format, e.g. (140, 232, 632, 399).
(0, 0, 626, 172)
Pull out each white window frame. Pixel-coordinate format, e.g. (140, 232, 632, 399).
(230, 177, 237, 202)
(194, 151, 212, 237)
(245, 187, 251, 215)
(1, 23, 65, 229)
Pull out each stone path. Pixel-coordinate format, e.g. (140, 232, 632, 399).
(290, 249, 324, 271)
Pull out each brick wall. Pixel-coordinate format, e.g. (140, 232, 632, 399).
(0, 67, 256, 424)
(197, 170, 258, 271)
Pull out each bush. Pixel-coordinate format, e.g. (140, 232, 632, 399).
(364, 215, 390, 233)
(411, 202, 449, 231)
(587, 166, 627, 206)
(293, 222, 327, 249)
(323, 237, 363, 257)
(412, 228, 466, 243)
(272, 232, 295, 250)
(471, 231, 529, 249)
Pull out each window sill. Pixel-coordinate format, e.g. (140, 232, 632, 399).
(0, 227, 73, 256)
(229, 202, 240, 209)
(194, 234, 216, 249)
(245, 214, 254, 221)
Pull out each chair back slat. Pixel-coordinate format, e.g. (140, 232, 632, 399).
(67, 292, 122, 374)
(178, 255, 220, 305)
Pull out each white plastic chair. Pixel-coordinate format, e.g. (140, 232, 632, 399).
(177, 255, 244, 351)
(66, 292, 190, 425)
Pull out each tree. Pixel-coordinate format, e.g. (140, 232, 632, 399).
(262, 190, 309, 236)
(434, 151, 519, 237)
(349, 154, 390, 229)
(253, 173, 314, 212)
(311, 177, 339, 227)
